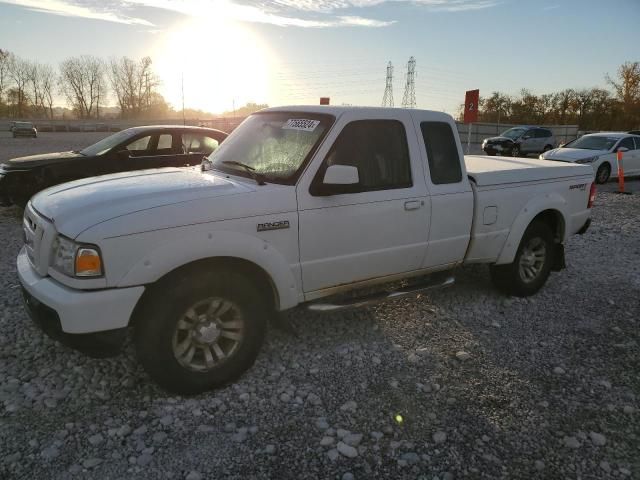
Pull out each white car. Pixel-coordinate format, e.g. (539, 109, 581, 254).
(18, 106, 595, 393)
(540, 132, 640, 184)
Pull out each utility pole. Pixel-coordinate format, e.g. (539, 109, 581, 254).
(382, 61, 394, 107)
(401, 56, 417, 109)
(181, 73, 185, 126)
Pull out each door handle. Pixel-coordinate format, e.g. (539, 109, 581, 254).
(404, 200, 422, 211)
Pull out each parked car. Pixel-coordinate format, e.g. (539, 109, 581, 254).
(540, 132, 640, 183)
(17, 106, 595, 393)
(0, 125, 228, 207)
(11, 121, 37, 138)
(482, 126, 556, 157)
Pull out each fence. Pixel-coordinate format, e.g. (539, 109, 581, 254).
(0, 117, 247, 133)
(456, 122, 580, 155)
(1, 117, 580, 156)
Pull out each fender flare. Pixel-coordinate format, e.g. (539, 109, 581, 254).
(117, 230, 299, 310)
(495, 193, 568, 265)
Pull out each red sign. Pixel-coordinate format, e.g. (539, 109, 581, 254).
(320, 97, 330, 105)
(463, 89, 479, 124)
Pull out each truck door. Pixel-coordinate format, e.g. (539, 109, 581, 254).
(411, 113, 474, 269)
(296, 110, 431, 295)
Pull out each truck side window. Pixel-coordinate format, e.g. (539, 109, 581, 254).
(420, 122, 462, 185)
(323, 120, 412, 191)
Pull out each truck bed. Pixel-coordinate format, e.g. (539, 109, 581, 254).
(464, 155, 593, 186)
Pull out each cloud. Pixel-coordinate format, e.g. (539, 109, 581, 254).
(0, 0, 498, 28)
(542, 4, 560, 10)
(1, 0, 154, 24)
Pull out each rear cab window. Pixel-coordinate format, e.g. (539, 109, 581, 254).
(420, 122, 462, 185)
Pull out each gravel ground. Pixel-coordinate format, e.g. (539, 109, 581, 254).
(1, 178, 639, 479)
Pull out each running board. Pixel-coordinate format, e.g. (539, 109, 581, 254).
(307, 275, 455, 313)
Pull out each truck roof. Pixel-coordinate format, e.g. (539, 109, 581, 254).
(262, 105, 453, 122)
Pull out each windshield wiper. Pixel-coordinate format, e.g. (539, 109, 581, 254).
(222, 161, 267, 186)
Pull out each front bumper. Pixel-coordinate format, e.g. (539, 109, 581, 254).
(483, 144, 508, 154)
(17, 247, 144, 335)
(0, 174, 9, 206)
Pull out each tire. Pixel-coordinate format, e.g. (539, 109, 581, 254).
(595, 163, 611, 184)
(135, 268, 269, 394)
(511, 145, 521, 157)
(489, 221, 555, 297)
(543, 145, 552, 153)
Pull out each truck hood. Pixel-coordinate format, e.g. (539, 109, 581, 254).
(31, 167, 255, 237)
(542, 147, 609, 162)
(2, 151, 83, 170)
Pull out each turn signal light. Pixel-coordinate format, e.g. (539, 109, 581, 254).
(76, 248, 102, 277)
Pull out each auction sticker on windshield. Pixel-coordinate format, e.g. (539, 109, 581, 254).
(283, 119, 320, 132)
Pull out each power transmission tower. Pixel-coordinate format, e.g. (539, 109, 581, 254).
(382, 61, 394, 107)
(401, 56, 417, 109)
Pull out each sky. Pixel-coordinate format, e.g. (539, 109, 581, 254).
(0, 0, 639, 115)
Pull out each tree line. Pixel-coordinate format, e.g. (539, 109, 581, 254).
(458, 62, 640, 130)
(0, 50, 170, 120)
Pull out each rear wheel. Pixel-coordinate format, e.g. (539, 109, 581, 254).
(490, 221, 554, 297)
(135, 269, 268, 394)
(595, 163, 611, 184)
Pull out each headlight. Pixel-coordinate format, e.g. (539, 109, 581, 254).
(51, 235, 103, 277)
(576, 156, 599, 164)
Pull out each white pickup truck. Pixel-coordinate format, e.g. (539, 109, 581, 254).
(18, 106, 595, 393)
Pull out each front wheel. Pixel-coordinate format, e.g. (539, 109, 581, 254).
(490, 221, 554, 297)
(595, 163, 611, 184)
(511, 145, 521, 157)
(135, 269, 268, 394)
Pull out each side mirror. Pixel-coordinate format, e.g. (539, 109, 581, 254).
(323, 165, 359, 185)
(313, 165, 360, 196)
(116, 150, 130, 160)
(522, 135, 532, 140)
(616, 146, 629, 153)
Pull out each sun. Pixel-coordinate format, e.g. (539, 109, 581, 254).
(153, 18, 271, 114)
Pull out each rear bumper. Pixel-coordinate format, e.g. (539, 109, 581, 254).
(577, 218, 591, 235)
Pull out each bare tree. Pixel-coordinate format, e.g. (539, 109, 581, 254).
(607, 62, 640, 128)
(7, 54, 31, 117)
(109, 56, 159, 118)
(0, 49, 11, 110)
(59, 55, 106, 119)
(38, 64, 57, 119)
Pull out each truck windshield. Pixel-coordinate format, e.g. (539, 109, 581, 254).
(209, 112, 333, 184)
(563, 136, 618, 151)
(501, 127, 527, 139)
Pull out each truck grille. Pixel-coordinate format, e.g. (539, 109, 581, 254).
(23, 204, 54, 276)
